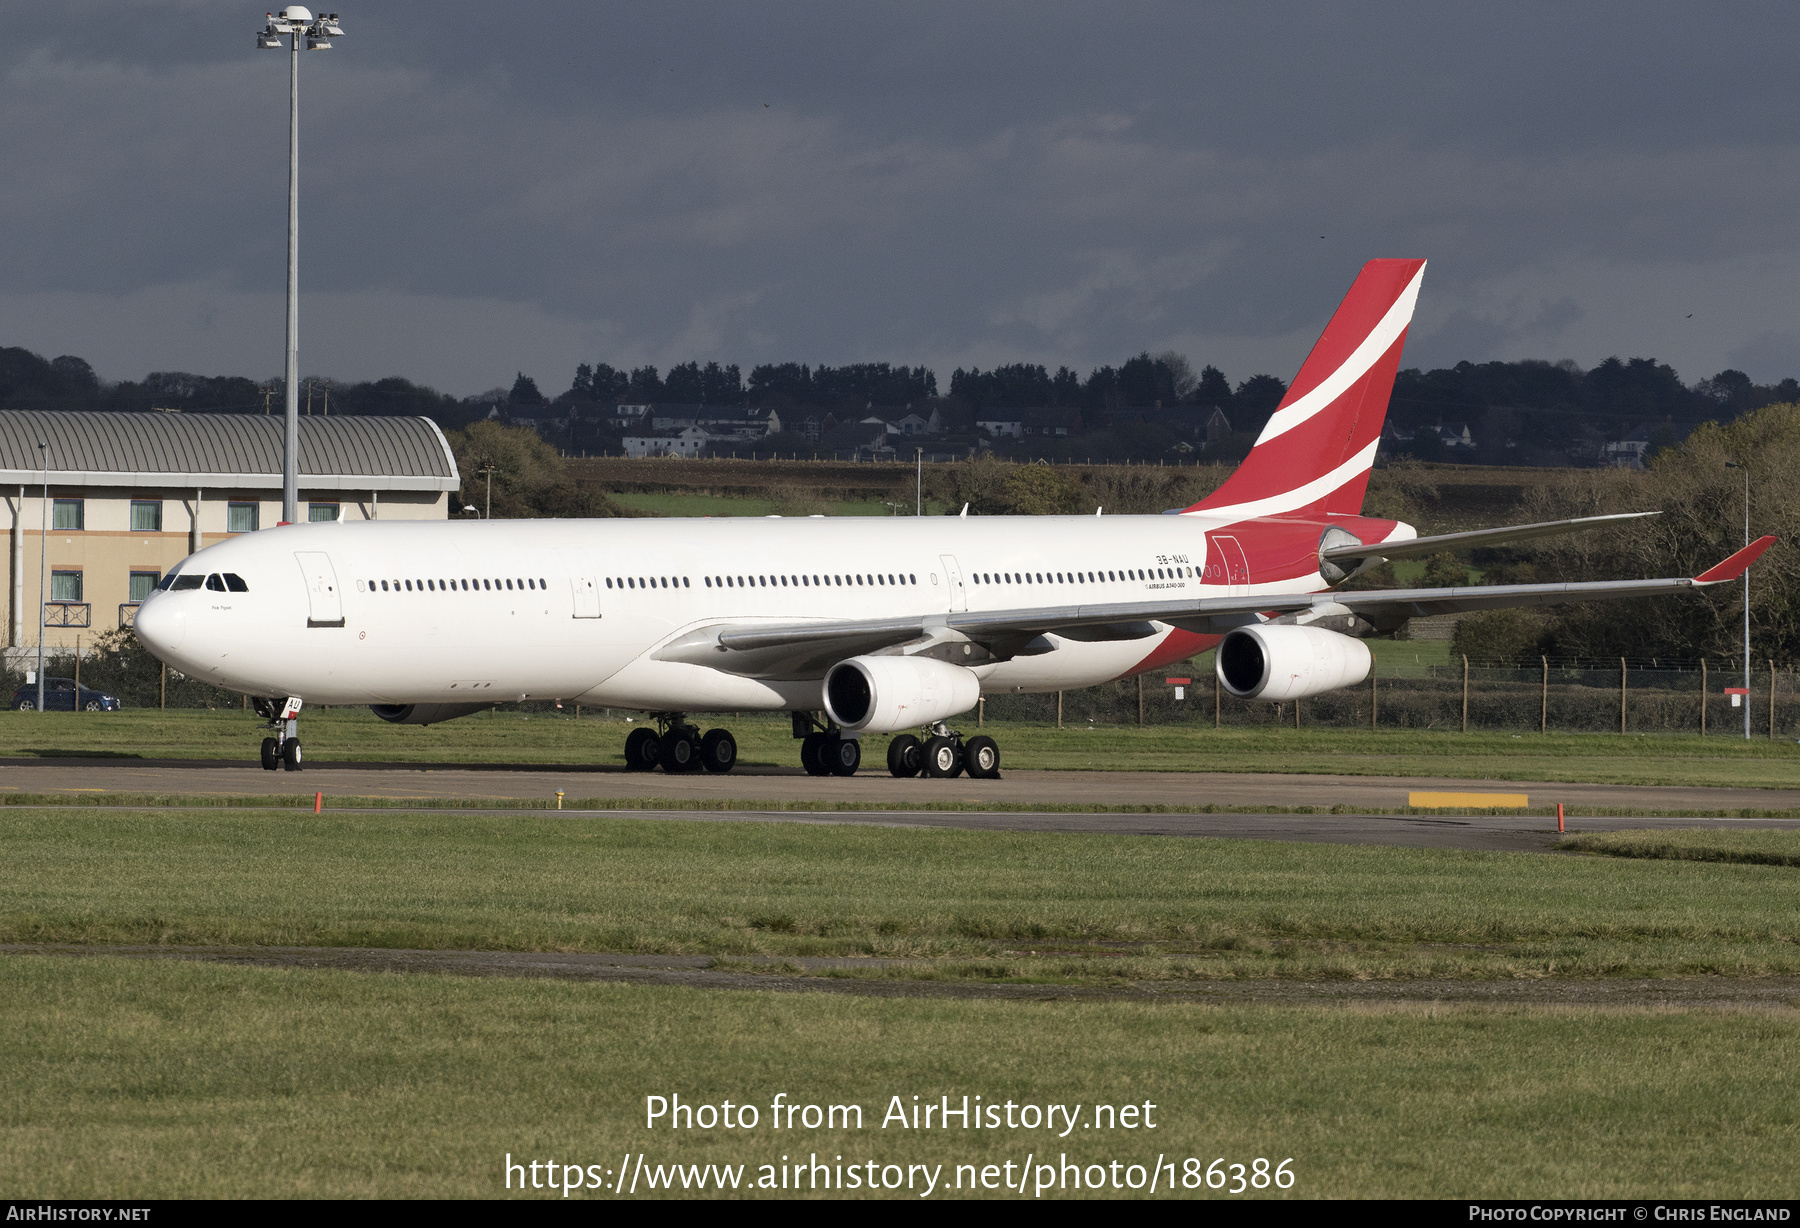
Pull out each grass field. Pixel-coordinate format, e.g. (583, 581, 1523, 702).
(8, 810, 1800, 981)
(5, 955, 1797, 1199)
(3, 707, 1797, 789)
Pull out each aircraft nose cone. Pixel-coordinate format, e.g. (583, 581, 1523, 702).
(133, 597, 187, 654)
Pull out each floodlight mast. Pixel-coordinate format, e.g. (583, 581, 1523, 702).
(257, 8, 345, 525)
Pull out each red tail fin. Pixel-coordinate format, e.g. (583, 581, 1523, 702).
(1187, 258, 1426, 518)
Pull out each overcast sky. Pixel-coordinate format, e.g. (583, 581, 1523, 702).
(4, 1, 1799, 397)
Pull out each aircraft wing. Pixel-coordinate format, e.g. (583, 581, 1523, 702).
(656, 537, 1774, 679)
(1321, 512, 1659, 562)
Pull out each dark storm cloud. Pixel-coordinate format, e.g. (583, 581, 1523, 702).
(3, 1, 1799, 393)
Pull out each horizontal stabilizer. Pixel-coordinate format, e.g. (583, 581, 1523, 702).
(1323, 512, 1660, 562)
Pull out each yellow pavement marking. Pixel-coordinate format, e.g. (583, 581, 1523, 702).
(1409, 791, 1530, 809)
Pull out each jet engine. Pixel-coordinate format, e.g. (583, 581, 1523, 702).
(822, 655, 982, 734)
(1215, 624, 1372, 701)
(369, 702, 494, 726)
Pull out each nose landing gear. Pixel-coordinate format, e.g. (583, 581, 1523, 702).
(252, 696, 304, 771)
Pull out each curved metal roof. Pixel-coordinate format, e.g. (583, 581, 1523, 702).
(0, 411, 460, 491)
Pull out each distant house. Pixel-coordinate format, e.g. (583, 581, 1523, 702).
(650, 405, 779, 439)
(1438, 422, 1475, 451)
(622, 426, 712, 458)
(819, 420, 896, 461)
(1020, 407, 1082, 438)
(1605, 425, 1654, 469)
(977, 415, 1022, 439)
(1204, 407, 1232, 446)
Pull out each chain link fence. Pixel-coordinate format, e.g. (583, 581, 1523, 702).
(978, 656, 1798, 737)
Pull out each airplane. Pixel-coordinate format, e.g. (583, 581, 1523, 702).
(130, 258, 1775, 778)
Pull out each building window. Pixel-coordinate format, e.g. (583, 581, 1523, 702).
(130, 501, 163, 532)
(308, 503, 340, 523)
(128, 571, 160, 602)
(227, 503, 259, 533)
(50, 570, 82, 602)
(52, 500, 83, 530)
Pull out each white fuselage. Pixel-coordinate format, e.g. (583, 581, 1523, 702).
(131, 513, 1357, 713)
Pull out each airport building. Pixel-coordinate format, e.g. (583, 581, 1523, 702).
(0, 411, 460, 656)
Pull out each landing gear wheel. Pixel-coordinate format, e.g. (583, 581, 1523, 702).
(801, 732, 832, 776)
(701, 728, 737, 773)
(964, 735, 1000, 779)
(826, 736, 861, 777)
(887, 734, 922, 778)
(624, 726, 661, 771)
(281, 739, 303, 771)
(260, 737, 279, 771)
(923, 735, 963, 779)
(660, 730, 700, 773)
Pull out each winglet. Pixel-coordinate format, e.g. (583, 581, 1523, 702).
(1695, 535, 1777, 584)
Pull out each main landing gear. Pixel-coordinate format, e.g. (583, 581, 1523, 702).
(253, 696, 304, 771)
(793, 711, 862, 777)
(622, 714, 738, 774)
(884, 722, 1001, 780)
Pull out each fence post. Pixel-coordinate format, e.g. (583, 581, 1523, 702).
(1541, 655, 1548, 735)
(73, 635, 80, 704)
(1620, 656, 1627, 734)
(1214, 666, 1221, 730)
(1294, 697, 1301, 729)
(1056, 690, 1063, 729)
(1370, 658, 1378, 731)
(1136, 674, 1144, 727)
(1461, 654, 1469, 733)
(1770, 659, 1776, 741)
(1701, 659, 1707, 737)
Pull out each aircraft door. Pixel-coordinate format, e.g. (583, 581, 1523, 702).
(570, 575, 601, 618)
(1209, 535, 1250, 597)
(939, 554, 968, 613)
(294, 552, 345, 627)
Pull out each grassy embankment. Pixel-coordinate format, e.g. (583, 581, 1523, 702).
(2, 706, 1797, 792)
(5, 954, 1797, 1199)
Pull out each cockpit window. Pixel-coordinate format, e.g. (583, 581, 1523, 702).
(170, 575, 204, 591)
(155, 568, 181, 592)
(205, 574, 226, 592)
(223, 573, 248, 592)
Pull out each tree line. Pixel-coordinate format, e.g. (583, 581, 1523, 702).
(4, 338, 1799, 469)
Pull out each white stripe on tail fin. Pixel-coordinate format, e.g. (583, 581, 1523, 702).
(1187, 258, 1426, 519)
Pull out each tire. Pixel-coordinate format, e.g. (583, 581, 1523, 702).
(624, 726, 661, 771)
(14, 698, 32, 711)
(800, 732, 832, 776)
(660, 730, 699, 773)
(886, 734, 922, 778)
(964, 735, 1000, 779)
(923, 735, 963, 778)
(83, 700, 103, 712)
(260, 737, 279, 771)
(826, 736, 861, 777)
(281, 739, 303, 771)
(701, 728, 737, 773)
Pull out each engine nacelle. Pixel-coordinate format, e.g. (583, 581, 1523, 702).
(369, 702, 493, 726)
(823, 655, 982, 734)
(1215, 625, 1372, 701)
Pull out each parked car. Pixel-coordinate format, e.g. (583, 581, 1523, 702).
(11, 678, 121, 711)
